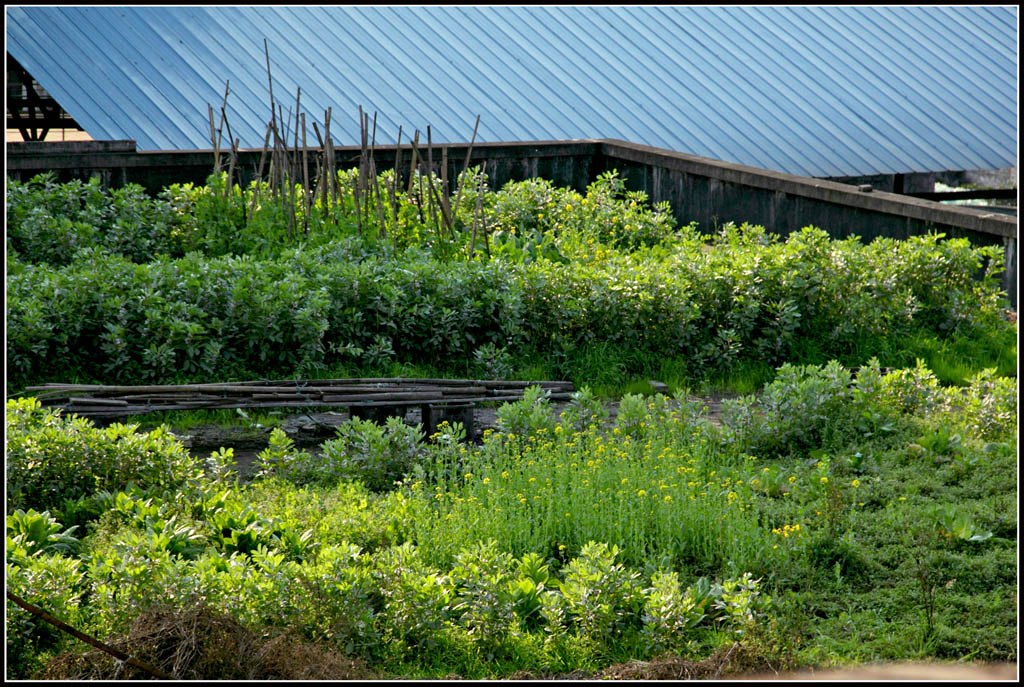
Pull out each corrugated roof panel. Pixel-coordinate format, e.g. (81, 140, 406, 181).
(773, 8, 950, 172)
(832, 6, 1006, 169)
(747, 7, 945, 174)
(6, 6, 1017, 177)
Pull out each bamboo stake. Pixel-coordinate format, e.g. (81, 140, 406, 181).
(263, 39, 281, 201)
(407, 129, 419, 196)
(325, 108, 338, 210)
(225, 138, 239, 201)
(470, 159, 487, 258)
(290, 88, 301, 236)
(426, 126, 441, 233)
(364, 110, 374, 229)
(207, 105, 220, 173)
(369, 112, 386, 238)
(440, 144, 453, 237)
(218, 80, 234, 191)
(211, 80, 229, 176)
(276, 103, 295, 237)
(354, 106, 365, 237)
(408, 134, 443, 234)
(263, 39, 278, 146)
(293, 86, 301, 172)
(410, 130, 423, 224)
(390, 125, 402, 238)
(301, 112, 310, 233)
(417, 158, 428, 226)
(452, 114, 481, 217)
(313, 117, 328, 211)
(255, 119, 272, 188)
(280, 105, 292, 150)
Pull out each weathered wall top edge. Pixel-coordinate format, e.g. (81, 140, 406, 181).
(6, 139, 603, 165)
(599, 140, 1017, 239)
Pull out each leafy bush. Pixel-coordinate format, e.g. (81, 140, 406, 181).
(558, 385, 610, 436)
(320, 417, 425, 491)
(447, 539, 520, 647)
(6, 509, 80, 557)
(370, 542, 452, 655)
(946, 368, 1017, 440)
(6, 173, 188, 265)
(6, 549, 86, 678)
(5, 398, 203, 515)
(495, 385, 557, 442)
(558, 541, 644, 644)
(641, 572, 710, 653)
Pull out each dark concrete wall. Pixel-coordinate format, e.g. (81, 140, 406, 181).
(6, 139, 600, 196)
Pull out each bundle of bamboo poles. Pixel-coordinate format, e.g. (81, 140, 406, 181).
(27, 379, 576, 419)
(208, 40, 489, 254)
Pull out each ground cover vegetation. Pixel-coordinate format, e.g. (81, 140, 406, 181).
(6, 362, 1016, 678)
(5, 168, 1017, 678)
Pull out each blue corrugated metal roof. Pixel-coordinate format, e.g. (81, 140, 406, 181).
(6, 5, 1018, 177)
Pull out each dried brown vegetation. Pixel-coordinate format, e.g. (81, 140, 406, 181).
(38, 604, 377, 680)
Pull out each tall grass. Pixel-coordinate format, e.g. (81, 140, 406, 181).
(405, 397, 780, 576)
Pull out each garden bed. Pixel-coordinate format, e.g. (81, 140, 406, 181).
(5, 169, 1016, 679)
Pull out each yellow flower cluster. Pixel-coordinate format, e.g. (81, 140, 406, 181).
(771, 523, 803, 538)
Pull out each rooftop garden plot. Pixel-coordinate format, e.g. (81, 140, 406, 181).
(5, 168, 1017, 679)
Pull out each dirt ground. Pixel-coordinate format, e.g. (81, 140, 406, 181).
(732, 661, 1017, 681)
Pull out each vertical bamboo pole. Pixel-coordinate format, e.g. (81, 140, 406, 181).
(226, 138, 239, 203)
(390, 125, 402, 237)
(369, 112, 386, 239)
(407, 129, 419, 196)
(452, 114, 481, 215)
(325, 107, 335, 210)
(278, 104, 294, 237)
(411, 130, 424, 225)
(354, 107, 364, 237)
(441, 144, 452, 237)
(212, 80, 230, 176)
(263, 39, 279, 157)
(220, 86, 237, 198)
(469, 159, 488, 258)
(208, 105, 220, 173)
(249, 120, 273, 222)
(426, 126, 440, 233)
(301, 112, 310, 233)
(363, 109, 373, 229)
(290, 88, 301, 236)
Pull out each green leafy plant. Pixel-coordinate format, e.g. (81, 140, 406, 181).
(929, 504, 992, 543)
(559, 541, 643, 644)
(5, 398, 203, 515)
(320, 416, 425, 491)
(641, 571, 710, 653)
(447, 539, 519, 651)
(495, 384, 557, 448)
(6, 509, 80, 557)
